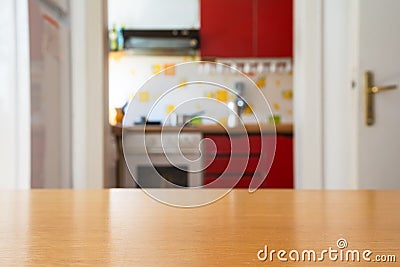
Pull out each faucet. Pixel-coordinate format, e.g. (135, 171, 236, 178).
(227, 82, 247, 127)
(234, 82, 246, 118)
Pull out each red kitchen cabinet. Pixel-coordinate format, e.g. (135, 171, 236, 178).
(203, 134, 293, 188)
(203, 134, 262, 154)
(200, 0, 254, 57)
(256, 0, 293, 57)
(262, 135, 293, 188)
(200, 0, 293, 58)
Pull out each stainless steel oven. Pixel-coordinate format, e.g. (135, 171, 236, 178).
(122, 132, 203, 188)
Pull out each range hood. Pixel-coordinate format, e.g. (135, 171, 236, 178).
(122, 29, 200, 56)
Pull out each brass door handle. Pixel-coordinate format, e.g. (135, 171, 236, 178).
(370, 85, 397, 93)
(365, 71, 397, 126)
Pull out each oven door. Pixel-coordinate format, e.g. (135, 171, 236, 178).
(123, 153, 203, 188)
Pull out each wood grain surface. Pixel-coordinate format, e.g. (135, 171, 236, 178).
(0, 189, 398, 266)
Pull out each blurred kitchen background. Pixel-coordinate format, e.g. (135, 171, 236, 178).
(21, 0, 295, 189)
(109, 0, 294, 189)
(1, 0, 399, 190)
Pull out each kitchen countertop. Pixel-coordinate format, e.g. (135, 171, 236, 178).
(1, 189, 398, 266)
(112, 123, 293, 135)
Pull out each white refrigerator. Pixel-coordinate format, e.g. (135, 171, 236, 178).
(29, 0, 72, 188)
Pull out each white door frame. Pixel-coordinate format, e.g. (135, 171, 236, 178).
(293, 0, 324, 189)
(294, 0, 358, 189)
(71, 0, 109, 189)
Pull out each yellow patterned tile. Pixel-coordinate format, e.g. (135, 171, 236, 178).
(244, 105, 252, 115)
(164, 64, 176, 76)
(275, 79, 281, 87)
(152, 64, 162, 74)
(166, 105, 175, 114)
(256, 77, 267, 88)
(216, 89, 228, 102)
(282, 90, 293, 99)
(273, 103, 280, 111)
(138, 91, 149, 102)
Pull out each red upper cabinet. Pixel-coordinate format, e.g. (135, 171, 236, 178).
(256, 0, 293, 57)
(200, 0, 254, 57)
(200, 0, 293, 58)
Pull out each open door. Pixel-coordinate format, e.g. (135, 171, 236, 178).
(294, 0, 400, 189)
(353, 0, 400, 189)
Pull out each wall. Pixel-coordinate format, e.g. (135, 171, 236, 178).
(109, 54, 293, 125)
(108, 0, 200, 29)
(0, 0, 30, 189)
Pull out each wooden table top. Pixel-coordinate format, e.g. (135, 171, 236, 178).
(0, 189, 399, 266)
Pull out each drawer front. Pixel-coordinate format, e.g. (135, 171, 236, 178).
(203, 135, 293, 189)
(204, 156, 261, 174)
(204, 134, 272, 155)
(203, 135, 231, 154)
